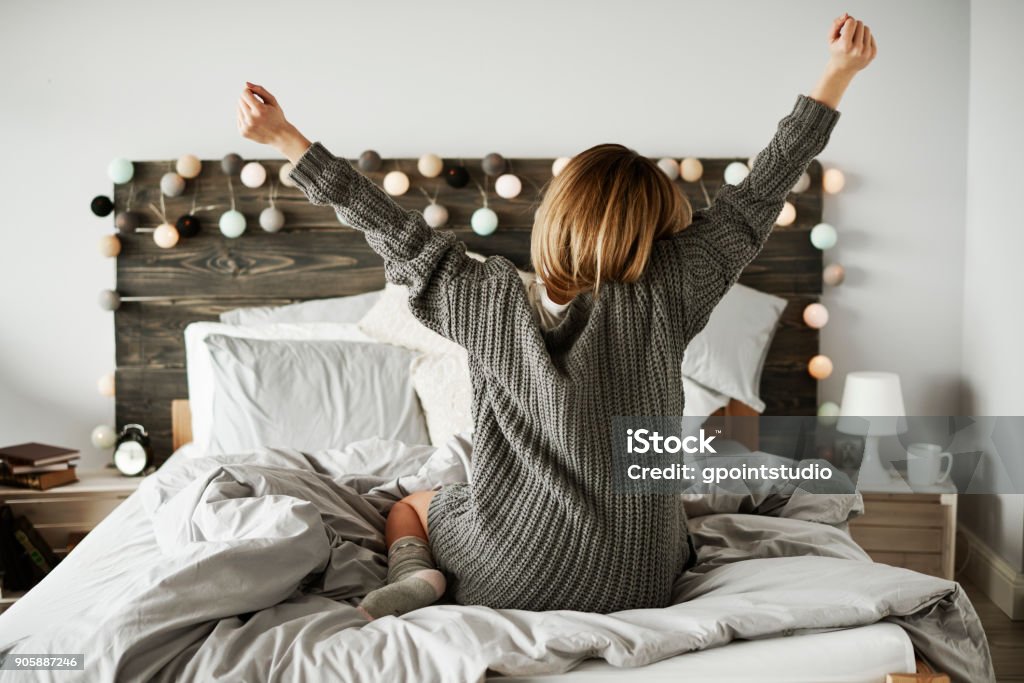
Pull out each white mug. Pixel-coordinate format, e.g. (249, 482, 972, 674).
(907, 442, 952, 487)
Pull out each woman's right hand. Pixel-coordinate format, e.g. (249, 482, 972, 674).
(826, 14, 877, 75)
(809, 14, 877, 109)
(237, 82, 311, 164)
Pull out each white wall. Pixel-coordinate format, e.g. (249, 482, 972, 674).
(0, 0, 970, 468)
(958, 0, 1024, 573)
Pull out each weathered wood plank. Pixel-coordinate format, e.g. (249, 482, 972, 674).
(114, 367, 187, 464)
(115, 225, 817, 298)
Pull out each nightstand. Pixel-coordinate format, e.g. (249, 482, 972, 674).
(849, 491, 957, 580)
(0, 470, 142, 611)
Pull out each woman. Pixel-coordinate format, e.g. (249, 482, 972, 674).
(238, 13, 876, 618)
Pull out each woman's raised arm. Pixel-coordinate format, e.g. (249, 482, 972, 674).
(653, 14, 875, 343)
(236, 84, 528, 358)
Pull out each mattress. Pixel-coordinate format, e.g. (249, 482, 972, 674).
(493, 622, 915, 682)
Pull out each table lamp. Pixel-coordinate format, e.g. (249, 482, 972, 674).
(837, 371, 907, 490)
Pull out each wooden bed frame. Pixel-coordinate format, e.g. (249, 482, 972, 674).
(114, 156, 824, 462)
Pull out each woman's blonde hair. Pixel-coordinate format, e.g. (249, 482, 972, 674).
(531, 144, 692, 304)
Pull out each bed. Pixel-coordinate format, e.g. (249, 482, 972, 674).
(0, 439, 991, 681)
(0, 156, 995, 681)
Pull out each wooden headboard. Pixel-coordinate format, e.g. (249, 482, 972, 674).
(114, 157, 822, 461)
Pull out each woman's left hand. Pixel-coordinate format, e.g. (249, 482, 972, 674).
(237, 82, 311, 163)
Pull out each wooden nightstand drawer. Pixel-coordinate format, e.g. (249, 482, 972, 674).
(850, 493, 957, 580)
(849, 525, 944, 554)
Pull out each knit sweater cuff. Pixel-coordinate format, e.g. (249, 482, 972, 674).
(288, 141, 353, 205)
(791, 94, 841, 139)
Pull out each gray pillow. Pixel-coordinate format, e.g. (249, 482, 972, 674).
(219, 290, 383, 326)
(205, 335, 429, 454)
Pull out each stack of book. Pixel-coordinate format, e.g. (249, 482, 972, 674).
(0, 443, 79, 490)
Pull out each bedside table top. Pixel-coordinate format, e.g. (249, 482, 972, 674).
(0, 469, 144, 498)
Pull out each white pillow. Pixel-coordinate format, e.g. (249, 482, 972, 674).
(682, 376, 730, 417)
(411, 350, 474, 445)
(682, 284, 786, 412)
(205, 336, 429, 454)
(219, 290, 383, 326)
(184, 321, 374, 454)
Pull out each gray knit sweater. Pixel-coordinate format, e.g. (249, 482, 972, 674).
(290, 94, 840, 613)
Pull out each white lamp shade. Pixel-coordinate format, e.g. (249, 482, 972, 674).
(837, 371, 907, 436)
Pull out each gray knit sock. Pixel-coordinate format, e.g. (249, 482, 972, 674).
(359, 536, 446, 620)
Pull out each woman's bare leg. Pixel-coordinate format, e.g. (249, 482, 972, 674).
(359, 490, 445, 620)
(385, 490, 436, 546)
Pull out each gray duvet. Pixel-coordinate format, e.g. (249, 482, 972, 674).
(0, 438, 994, 682)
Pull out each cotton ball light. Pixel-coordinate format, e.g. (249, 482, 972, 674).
(175, 214, 201, 238)
(97, 373, 115, 397)
(657, 158, 680, 180)
(471, 207, 499, 236)
(90, 195, 114, 217)
(723, 162, 750, 186)
(358, 150, 382, 173)
(776, 201, 797, 227)
(221, 153, 244, 175)
(808, 354, 833, 380)
(98, 289, 121, 311)
(259, 207, 286, 232)
(115, 211, 140, 234)
(90, 424, 118, 450)
(823, 168, 846, 194)
(495, 173, 522, 199)
(337, 213, 352, 227)
(445, 165, 470, 188)
(240, 162, 267, 188)
(107, 158, 134, 184)
(176, 154, 202, 179)
(219, 210, 247, 238)
(481, 153, 507, 177)
(810, 222, 838, 250)
(160, 172, 186, 197)
(382, 170, 410, 196)
(153, 223, 179, 249)
(680, 157, 703, 182)
(823, 263, 846, 287)
(98, 234, 121, 258)
(747, 154, 759, 169)
(423, 203, 449, 228)
(417, 154, 443, 178)
(279, 162, 296, 187)
(817, 401, 841, 426)
(551, 157, 571, 177)
(792, 171, 811, 194)
(802, 302, 829, 329)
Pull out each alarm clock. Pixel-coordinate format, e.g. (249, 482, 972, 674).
(113, 424, 152, 476)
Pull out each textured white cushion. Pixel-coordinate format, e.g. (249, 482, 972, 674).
(357, 252, 534, 356)
(411, 350, 474, 446)
(184, 321, 375, 454)
(358, 282, 464, 356)
(682, 283, 786, 412)
(218, 290, 383, 326)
